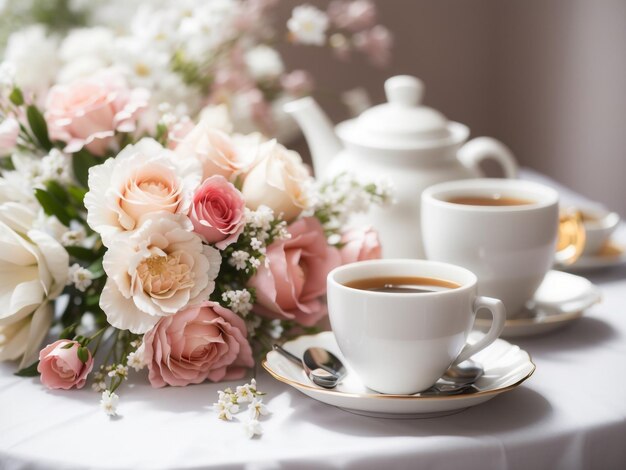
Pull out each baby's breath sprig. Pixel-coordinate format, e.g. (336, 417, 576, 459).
(308, 171, 395, 242)
(211, 205, 288, 311)
(213, 378, 269, 438)
(92, 330, 144, 417)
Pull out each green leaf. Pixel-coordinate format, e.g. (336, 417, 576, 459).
(59, 323, 78, 340)
(34, 188, 72, 226)
(67, 185, 87, 207)
(61, 342, 75, 349)
(72, 150, 99, 188)
(26, 105, 52, 150)
(9, 87, 24, 106)
(14, 361, 40, 377)
(77, 347, 89, 364)
(45, 180, 69, 205)
(65, 246, 98, 262)
(88, 257, 105, 279)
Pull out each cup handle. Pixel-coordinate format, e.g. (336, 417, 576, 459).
(458, 137, 519, 178)
(454, 296, 506, 365)
(555, 210, 586, 266)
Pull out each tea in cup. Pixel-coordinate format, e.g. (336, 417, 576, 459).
(421, 178, 584, 317)
(327, 259, 505, 395)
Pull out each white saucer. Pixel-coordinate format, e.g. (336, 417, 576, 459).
(475, 270, 601, 338)
(263, 331, 534, 418)
(562, 240, 626, 272)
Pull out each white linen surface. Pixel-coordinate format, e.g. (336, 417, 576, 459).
(1, 170, 625, 470)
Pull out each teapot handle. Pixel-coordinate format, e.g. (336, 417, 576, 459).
(458, 137, 518, 178)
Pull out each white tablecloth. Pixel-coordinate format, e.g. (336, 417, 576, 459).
(1, 171, 625, 470)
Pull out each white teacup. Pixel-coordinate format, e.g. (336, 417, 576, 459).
(421, 178, 583, 317)
(327, 259, 505, 395)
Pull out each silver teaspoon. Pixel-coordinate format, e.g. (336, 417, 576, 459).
(419, 361, 484, 396)
(273, 344, 346, 389)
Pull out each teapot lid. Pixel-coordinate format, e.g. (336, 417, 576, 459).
(338, 75, 452, 148)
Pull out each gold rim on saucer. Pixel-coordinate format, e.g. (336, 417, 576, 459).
(262, 335, 536, 401)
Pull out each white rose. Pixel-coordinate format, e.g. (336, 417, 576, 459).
(84, 137, 200, 246)
(241, 140, 311, 222)
(100, 212, 221, 334)
(0, 207, 69, 367)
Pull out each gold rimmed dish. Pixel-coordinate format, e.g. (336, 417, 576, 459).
(263, 331, 535, 418)
(562, 240, 626, 272)
(475, 270, 602, 338)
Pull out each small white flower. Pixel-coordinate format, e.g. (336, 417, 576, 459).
(236, 384, 253, 403)
(127, 345, 146, 372)
(213, 400, 239, 421)
(221, 289, 253, 316)
(92, 381, 107, 392)
(67, 263, 94, 292)
(107, 364, 129, 379)
(268, 319, 284, 340)
(287, 5, 329, 46)
(249, 257, 261, 269)
(229, 250, 250, 270)
(100, 390, 119, 416)
(248, 398, 269, 419)
(40, 149, 72, 184)
(250, 237, 263, 250)
(243, 418, 263, 438)
(61, 223, 87, 247)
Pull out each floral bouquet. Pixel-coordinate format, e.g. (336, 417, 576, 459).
(0, 30, 392, 416)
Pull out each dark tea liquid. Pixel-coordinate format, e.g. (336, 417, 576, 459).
(343, 276, 461, 294)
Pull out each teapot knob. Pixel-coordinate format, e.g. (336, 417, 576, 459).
(385, 75, 423, 107)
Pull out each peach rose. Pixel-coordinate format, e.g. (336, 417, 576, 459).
(100, 212, 221, 334)
(249, 217, 341, 326)
(189, 175, 246, 249)
(174, 116, 244, 181)
(339, 226, 382, 264)
(241, 139, 311, 222)
(84, 137, 200, 245)
(45, 68, 149, 156)
(37, 340, 93, 390)
(144, 301, 254, 387)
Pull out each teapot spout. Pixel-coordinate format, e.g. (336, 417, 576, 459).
(284, 97, 343, 178)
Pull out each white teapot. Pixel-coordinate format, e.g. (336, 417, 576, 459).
(284, 75, 518, 258)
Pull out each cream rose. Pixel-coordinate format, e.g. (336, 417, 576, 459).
(84, 138, 201, 246)
(241, 140, 311, 222)
(174, 116, 244, 181)
(0, 208, 68, 367)
(100, 212, 221, 334)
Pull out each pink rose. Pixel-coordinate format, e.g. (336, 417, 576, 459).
(189, 175, 246, 249)
(45, 69, 149, 156)
(37, 340, 94, 390)
(0, 117, 19, 155)
(144, 301, 254, 387)
(339, 226, 382, 264)
(249, 217, 341, 326)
